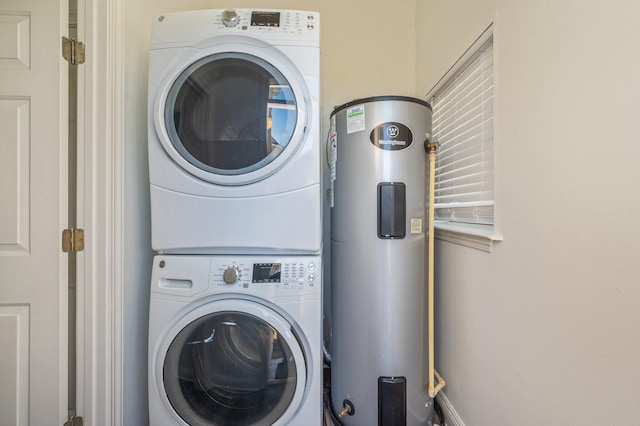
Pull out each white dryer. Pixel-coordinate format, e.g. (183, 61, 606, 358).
(148, 254, 322, 426)
(148, 9, 321, 254)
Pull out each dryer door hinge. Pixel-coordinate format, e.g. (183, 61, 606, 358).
(62, 36, 85, 65)
(62, 228, 84, 253)
(63, 415, 83, 426)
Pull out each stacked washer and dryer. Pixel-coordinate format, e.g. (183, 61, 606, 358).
(146, 9, 323, 426)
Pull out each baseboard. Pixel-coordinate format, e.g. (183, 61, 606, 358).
(436, 391, 466, 426)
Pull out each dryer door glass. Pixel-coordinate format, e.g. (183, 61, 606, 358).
(165, 53, 299, 176)
(163, 311, 299, 425)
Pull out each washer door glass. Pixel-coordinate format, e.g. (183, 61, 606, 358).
(165, 53, 299, 176)
(163, 311, 300, 426)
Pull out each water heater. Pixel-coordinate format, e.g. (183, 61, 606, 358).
(330, 96, 433, 425)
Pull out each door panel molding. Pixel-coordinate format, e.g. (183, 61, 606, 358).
(0, 97, 30, 255)
(0, 12, 30, 69)
(0, 305, 29, 426)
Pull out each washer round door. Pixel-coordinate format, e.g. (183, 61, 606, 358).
(154, 43, 310, 186)
(156, 299, 308, 426)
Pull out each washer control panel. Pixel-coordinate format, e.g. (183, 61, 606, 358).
(152, 255, 321, 298)
(212, 256, 321, 293)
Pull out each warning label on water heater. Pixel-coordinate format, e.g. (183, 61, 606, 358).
(346, 105, 365, 134)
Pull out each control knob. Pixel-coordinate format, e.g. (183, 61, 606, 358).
(223, 266, 240, 284)
(221, 9, 240, 27)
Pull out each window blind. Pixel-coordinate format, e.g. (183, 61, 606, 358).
(430, 37, 494, 225)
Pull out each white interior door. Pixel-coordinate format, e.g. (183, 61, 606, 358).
(0, 0, 69, 424)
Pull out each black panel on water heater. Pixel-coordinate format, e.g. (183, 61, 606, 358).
(377, 183, 406, 239)
(378, 376, 406, 426)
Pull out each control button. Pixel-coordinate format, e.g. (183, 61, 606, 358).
(307, 24, 314, 30)
(221, 9, 240, 27)
(308, 262, 316, 271)
(307, 14, 314, 20)
(298, 278, 305, 284)
(307, 273, 316, 282)
(222, 267, 239, 284)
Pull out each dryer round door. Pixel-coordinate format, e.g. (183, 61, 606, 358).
(154, 43, 310, 186)
(156, 299, 308, 426)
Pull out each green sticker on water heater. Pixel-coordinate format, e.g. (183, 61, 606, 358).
(370, 122, 413, 150)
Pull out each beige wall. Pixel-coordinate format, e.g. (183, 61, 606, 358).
(417, 1, 640, 424)
(416, 0, 495, 96)
(124, 1, 640, 424)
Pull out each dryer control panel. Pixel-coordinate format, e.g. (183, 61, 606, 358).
(216, 9, 318, 35)
(150, 9, 320, 48)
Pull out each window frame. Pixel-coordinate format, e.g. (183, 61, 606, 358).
(426, 24, 502, 252)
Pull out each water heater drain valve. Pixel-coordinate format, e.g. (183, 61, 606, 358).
(337, 399, 355, 418)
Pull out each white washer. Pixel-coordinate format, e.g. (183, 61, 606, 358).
(148, 254, 322, 426)
(148, 9, 321, 254)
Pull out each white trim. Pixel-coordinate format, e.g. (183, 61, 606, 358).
(110, 0, 125, 422)
(74, 0, 87, 419)
(76, 0, 124, 423)
(436, 391, 467, 426)
(434, 221, 502, 252)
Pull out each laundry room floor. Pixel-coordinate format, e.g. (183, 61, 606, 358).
(322, 368, 338, 426)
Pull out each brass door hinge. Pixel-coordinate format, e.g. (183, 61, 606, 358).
(62, 36, 85, 65)
(62, 228, 84, 253)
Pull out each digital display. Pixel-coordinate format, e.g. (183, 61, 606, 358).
(251, 12, 280, 27)
(252, 263, 281, 283)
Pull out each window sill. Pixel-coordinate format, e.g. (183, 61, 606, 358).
(433, 221, 503, 252)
